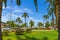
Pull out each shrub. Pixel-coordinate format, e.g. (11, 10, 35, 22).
(26, 28, 32, 33)
(2, 30, 9, 36)
(15, 28, 24, 35)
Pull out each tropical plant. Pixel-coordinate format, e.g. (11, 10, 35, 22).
(22, 12, 29, 27)
(37, 22, 43, 28)
(45, 0, 56, 28)
(6, 21, 17, 27)
(45, 0, 60, 40)
(16, 17, 22, 27)
(29, 20, 34, 28)
(45, 21, 51, 28)
(43, 15, 49, 23)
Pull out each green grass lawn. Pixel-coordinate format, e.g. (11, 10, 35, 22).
(3, 30, 58, 40)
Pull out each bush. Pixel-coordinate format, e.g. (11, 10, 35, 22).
(26, 28, 32, 33)
(2, 30, 9, 36)
(15, 28, 24, 35)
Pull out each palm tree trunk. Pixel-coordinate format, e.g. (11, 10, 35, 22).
(0, 0, 2, 40)
(58, 15, 60, 40)
(57, 0, 60, 40)
(52, 13, 55, 30)
(25, 18, 26, 27)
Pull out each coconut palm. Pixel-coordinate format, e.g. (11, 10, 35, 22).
(37, 22, 43, 29)
(45, 21, 50, 28)
(22, 12, 29, 27)
(48, 10, 55, 29)
(43, 15, 49, 23)
(29, 20, 34, 29)
(45, 0, 60, 40)
(45, 0, 56, 29)
(16, 17, 22, 27)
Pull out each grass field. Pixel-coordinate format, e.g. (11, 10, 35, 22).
(3, 30, 58, 40)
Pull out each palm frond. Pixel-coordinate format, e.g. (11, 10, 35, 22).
(16, 0, 21, 6)
(34, 0, 38, 12)
(3, 0, 7, 8)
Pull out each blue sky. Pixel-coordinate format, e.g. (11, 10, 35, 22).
(2, 0, 49, 26)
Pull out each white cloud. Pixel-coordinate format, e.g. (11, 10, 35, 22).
(3, 6, 5, 9)
(13, 9, 23, 13)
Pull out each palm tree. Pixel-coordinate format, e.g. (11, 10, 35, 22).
(29, 20, 34, 29)
(22, 12, 29, 27)
(45, 21, 50, 28)
(16, 17, 22, 27)
(45, 0, 60, 40)
(6, 20, 17, 27)
(43, 15, 49, 23)
(45, 0, 56, 28)
(37, 22, 43, 29)
(48, 10, 55, 29)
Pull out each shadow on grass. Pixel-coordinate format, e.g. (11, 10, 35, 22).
(25, 35, 40, 40)
(16, 34, 49, 40)
(16, 35, 40, 40)
(7, 39, 12, 40)
(42, 37, 48, 40)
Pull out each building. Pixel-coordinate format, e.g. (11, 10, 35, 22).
(1, 22, 8, 28)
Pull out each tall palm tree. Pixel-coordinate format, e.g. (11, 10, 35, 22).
(22, 12, 29, 27)
(37, 22, 43, 29)
(45, 0, 56, 28)
(16, 17, 22, 27)
(45, 0, 60, 40)
(48, 10, 55, 29)
(29, 20, 34, 29)
(0, 0, 3, 40)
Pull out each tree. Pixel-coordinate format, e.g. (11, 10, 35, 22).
(45, 0, 56, 29)
(48, 10, 55, 28)
(37, 22, 43, 29)
(16, 17, 22, 27)
(45, 22, 50, 28)
(29, 20, 34, 28)
(22, 12, 29, 27)
(6, 21, 17, 27)
(43, 15, 49, 23)
(45, 0, 60, 40)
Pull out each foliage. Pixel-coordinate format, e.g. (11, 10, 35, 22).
(15, 28, 24, 35)
(45, 22, 51, 28)
(22, 12, 29, 27)
(26, 28, 32, 33)
(29, 20, 34, 28)
(6, 21, 17, 27)
(16, 0, 21, 6)
(43, 15, 49, 22)
(34, 0, 38, 12)
(2, 30, 9, 36)
(21, 23, 27, 27)
(37, 22, 43, 27)
(16, 17, 22, 26)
